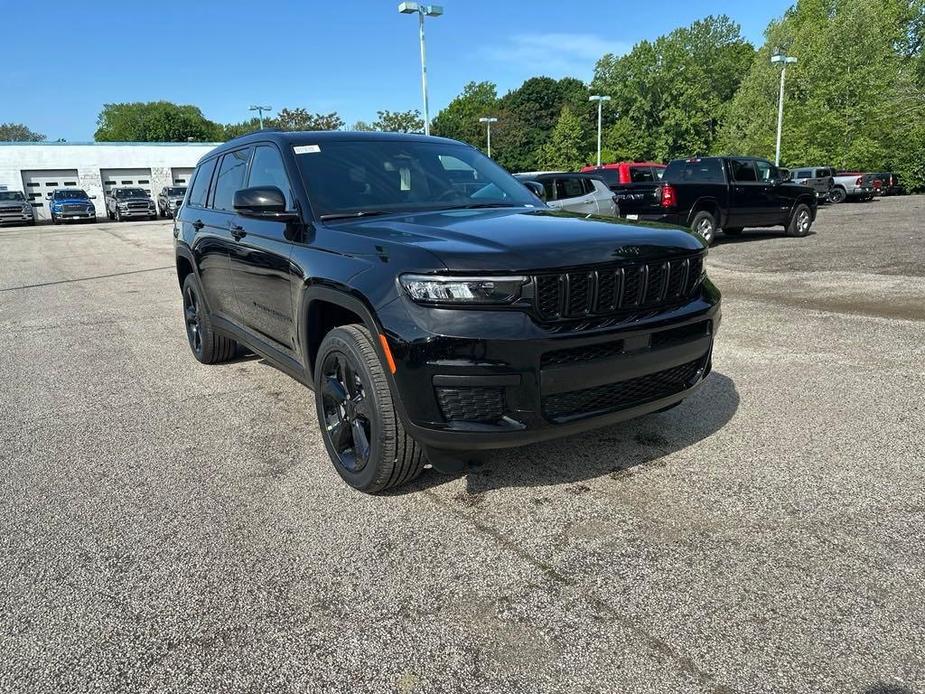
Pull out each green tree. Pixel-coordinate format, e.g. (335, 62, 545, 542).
(274, 107, 344, 131)
(95, 102, 223, 142)
(0, 123, 45, 142)
(431, 81, 500, 148)
(718, 0, 925, 188)
(538, 106, 587, 171)
(371, 109, 425, 133)
(352, 120, 376, 131)
(593, 15, 755, 162)
(221, 118, 263, 140)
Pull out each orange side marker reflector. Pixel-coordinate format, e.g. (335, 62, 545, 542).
(378, 334, 397, 374)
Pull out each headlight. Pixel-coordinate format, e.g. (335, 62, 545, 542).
(118, 202, 129, 209)
(22, 204, 32, 213)
(400, 274, 526, 305)
(88, 205, 95, 212)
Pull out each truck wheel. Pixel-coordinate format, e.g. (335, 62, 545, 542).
(723, 227, 743, 236)
(691, 210, 717, 245)
(181, 274, 238, 364)
(115, 208, 122, 222)
(830, 187, 846, 204)
(787, 203, 813, 237)
(314, 324, 424, 493)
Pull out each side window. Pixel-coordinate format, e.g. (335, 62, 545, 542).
(629, 166, 654, 183)
(795, 169, 811, 179)
(755, 160, 774, 182)
(247, 145, 293, 207)
(540, 179, 555, 201)
(212, 147, 253, 212)
(187, 158, 217, 208)
(817, 168, 831, 178)
(556, 177, 585, 200)
(731, 159, 758, 182)
(597, 169, 620, 187)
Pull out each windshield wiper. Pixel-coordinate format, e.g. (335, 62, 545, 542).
(319, 210, 393, 221)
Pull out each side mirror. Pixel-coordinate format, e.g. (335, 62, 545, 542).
(233, 186, 300, 221)
(46, 193, 52, 200)
(522, 180, 547, 202)
(90, 195, 97, 200)
(778, 168, 791, 182)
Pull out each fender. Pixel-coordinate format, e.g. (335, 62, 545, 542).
(685, 196, 725, 228)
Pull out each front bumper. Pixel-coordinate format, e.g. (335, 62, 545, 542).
(0, 213, 34, 225)
(118, 208, 156, 218)
(382, 282, 721, 452)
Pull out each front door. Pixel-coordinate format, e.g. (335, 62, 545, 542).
(728, 159, 770, 227)
(226, 144, 296, 353)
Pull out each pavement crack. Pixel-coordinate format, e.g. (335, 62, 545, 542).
(0, 266, 173, 292)
(423, 488, 738, 694)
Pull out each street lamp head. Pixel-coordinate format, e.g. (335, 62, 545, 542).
(399, 2, 442, 15)
(479, 117, 498, 124)
(249, 105, 271, 111)
(398, 2, 420, 13)
(424, 5, 443, 16)
(589, 95, 611, 102)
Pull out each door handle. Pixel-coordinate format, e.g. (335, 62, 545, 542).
(192, 219, 204, 230)
(229, 222, 247, 240)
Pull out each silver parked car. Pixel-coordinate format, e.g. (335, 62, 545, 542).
(514, 172, 618, 216)
(791, 166, 835, 201)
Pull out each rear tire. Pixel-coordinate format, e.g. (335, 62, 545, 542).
(690, 210, 717, 245)
(181, 274, 238, 364)
(314, 324, 424, 493)
(787, 203, 813, 237)
(830, 187, 846, 204)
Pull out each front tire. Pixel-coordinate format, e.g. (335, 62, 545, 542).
(691, 210, 717, 245)
(314, 325, 424, 493)
(787, 203, 812, 237)
(181, 274, 238, 364)
(115, 208, 122, 222)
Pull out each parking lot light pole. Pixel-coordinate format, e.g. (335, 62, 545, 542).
(479, 117, 498, 157)
(398, 2, 443, 136)
(588, 95, 611, 167)
(771, 51, 797, 166)
(249, 105, 272, 130)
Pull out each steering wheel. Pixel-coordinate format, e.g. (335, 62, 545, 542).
(436, 188, 464, 203)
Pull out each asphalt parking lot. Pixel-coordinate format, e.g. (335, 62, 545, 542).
(1, 196, 923, 693)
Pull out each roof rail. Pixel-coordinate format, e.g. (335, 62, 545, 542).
(224, 127, 285, 143)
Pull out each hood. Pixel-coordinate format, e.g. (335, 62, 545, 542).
(53, 197, 92, 205)
(328, 208, 704, 272)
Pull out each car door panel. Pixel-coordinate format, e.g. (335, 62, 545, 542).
(226, 144, 296, 353)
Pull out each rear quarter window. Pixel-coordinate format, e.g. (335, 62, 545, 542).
(188, 158, 218, 208)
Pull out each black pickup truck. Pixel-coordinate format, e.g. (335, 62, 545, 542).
(635, 156, 818, 244)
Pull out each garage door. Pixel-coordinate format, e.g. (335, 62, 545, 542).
(171, 168, 194, 186)
(22, 169, 80, 221)
(100, 168, 153, 197)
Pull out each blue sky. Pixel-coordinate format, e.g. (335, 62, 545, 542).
(2, 0, 793, 142)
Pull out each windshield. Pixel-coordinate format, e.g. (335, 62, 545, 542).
(166, 187, 186, 196)
(53, 189, 88, 199)
(294, 139, 539, 218)
(0, 191, 25, 202)
(116, 188, 148, 199)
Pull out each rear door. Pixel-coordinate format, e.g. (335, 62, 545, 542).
(227, 143, 297, 353)
(728, 159, 770, 226)
(548, 176, 596, 214)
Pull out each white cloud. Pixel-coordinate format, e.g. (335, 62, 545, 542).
(480, 33, 631, 79)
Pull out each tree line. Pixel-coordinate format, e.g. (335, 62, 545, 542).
(3, 0, 923, 188)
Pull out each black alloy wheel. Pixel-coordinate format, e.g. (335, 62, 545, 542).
(320, 350, 373, 474)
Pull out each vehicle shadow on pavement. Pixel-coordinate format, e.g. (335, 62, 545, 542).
(862, 684, 914, 694)
(715, 229, 816, 245)
(400, 371, 739, 495)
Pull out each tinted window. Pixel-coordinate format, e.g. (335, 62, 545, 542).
(593, 169, 620, 186)
(755, 160, 774, 181)
(556, 177, 586, 200)
(540, 179, 556, 200)
(816, 168, 832, 177)
(795, 169, 812, 178)
(212, 148, 252, 211)
(247, 145, 292, 207)
(663, 159, 725, 184)
(731, 159, 758, 182)
(188, 158, 217, 208)
(629, 166, 654, 183)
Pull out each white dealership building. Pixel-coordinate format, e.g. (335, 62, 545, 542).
(0, 142, 220, 221)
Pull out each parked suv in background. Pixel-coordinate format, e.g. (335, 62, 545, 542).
(791, 166, 835, 201)
(157, 186, 187, 218)
(513, 172, 618, 216)
(651, 156, 817, 244)
(580, 162, 666, 219)
(47, 188, 97, 224)
(174, 131, 720, 493)
(0, 190, 35, 226)
(106, 187, 157, 221)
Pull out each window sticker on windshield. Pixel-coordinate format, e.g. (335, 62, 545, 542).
(293, 144, 321, 154)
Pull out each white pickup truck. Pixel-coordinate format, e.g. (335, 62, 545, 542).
(830, 171, 874, 203)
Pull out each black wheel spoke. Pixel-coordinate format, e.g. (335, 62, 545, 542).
(322, 375, 348, 404)
(353, 395, 371, 419)
(327, 416, 351, 452)
(351, 419, 370, 461)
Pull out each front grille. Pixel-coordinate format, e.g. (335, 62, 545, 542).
(436, 386, 504, 423)
(532, 254, 704, 322)
(0, 206, 22, 214)
(541, 339, 624, 368)
(62, 204, 86, 213)
(128, 201, 149, 210)
(543, 358, 705, 421)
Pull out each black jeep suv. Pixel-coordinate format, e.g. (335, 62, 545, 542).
(174, 131, 721, 492)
